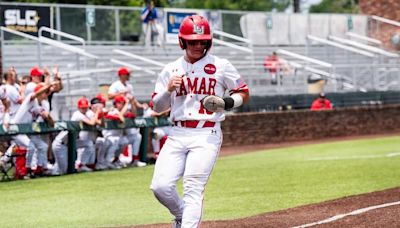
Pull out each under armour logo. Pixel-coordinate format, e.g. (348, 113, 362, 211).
(193, 25, 204, 34)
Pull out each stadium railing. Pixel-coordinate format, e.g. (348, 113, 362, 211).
(0, 117, 171, 175)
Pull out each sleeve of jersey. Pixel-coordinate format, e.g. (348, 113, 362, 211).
(71, 112, 89, 122)
(154, 68, 170, 94)
(108, 83, 118, 94)
(222, 60, 249, 95)
(105, 113, 122, 122)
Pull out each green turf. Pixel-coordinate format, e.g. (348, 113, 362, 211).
(0, 136, 399, 227)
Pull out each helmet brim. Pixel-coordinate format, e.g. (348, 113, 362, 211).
(179, 34, 212, 41)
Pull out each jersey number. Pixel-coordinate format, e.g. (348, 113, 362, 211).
(199, 100, 213, 115)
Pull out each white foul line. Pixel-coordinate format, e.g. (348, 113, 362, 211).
(292, 201, 400, 228)
(306, 152, 400, 161)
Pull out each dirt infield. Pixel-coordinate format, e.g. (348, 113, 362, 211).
(135, 133, 400, 228)
(134, 188, 400, 228)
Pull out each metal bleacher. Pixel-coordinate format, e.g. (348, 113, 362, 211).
(2, 22, 400, 119)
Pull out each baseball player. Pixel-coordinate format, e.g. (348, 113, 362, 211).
(142, 102, 171, 160)
(0, 82, 11, 170)
(101, 95, 129, 169)
(91, 94, 109, 170)
(10, 82, 58, 177)
(150, 15, 249, 227)
(50, 130, 68, 175)
(71, 97, 100, 172)
(25, 67, 48, 96)
(108, 67, 148, 167)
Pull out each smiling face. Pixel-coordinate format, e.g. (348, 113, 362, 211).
(185, 40, 208, 63)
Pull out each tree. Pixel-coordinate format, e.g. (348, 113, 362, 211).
(309, 0, 359, 13)
(1, 0, 170, 7)
(171, 0, 290, 12)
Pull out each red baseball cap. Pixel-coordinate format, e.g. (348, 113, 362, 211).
(30, 67, 44, 77)
(95, 93, 106, 104)
(114, 95, 126, 104)
(77, 97, 89, 108)
(118, 67, 130, 76)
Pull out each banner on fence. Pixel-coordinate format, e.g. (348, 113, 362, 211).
(1, 4, 50, 35)
(163, 8, 221, 44)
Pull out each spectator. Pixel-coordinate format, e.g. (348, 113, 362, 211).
(141, 0, 158, 47)
(263, 52, 290, 85)
(310, 93, 333, 111)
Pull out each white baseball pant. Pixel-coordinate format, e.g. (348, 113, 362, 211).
(151, 126, 222, 228)
(104, 136, 128, 164)
(76, 139, 95, 166)
(152, 126, 171, 153)
(10, 134, 35, 168)
(52, 132, 68, 174)
(125, 128, 142, 157)
(29, 135, 49, 168)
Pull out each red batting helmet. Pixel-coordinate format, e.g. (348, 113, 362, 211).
(30, 67, 44, 77)
(178, 15, 212, 51)
(77, 97, 89, 109)
(113, 95, 126, 105)
(118, 67, 130, 76)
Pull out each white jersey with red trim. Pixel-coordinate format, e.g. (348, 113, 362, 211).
(25, 81, 37, 97)
(0, 85, 7, 123)
(11, 94, 44, 124)
(153, 54, 249, 122)
(71, 110, 96, 141)
(5, 83, 21, 117)
(102, 108, 124, 137)
(108, 80, 135, 109)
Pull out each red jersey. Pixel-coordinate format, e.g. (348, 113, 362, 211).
(310, 98, 333, 110)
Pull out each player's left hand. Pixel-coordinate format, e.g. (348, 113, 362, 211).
(203, 95, 225, 113)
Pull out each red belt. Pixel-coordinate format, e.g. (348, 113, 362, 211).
(174, 120, 216, 128)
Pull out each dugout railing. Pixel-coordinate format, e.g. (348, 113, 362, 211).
(0, 117, 171, 175)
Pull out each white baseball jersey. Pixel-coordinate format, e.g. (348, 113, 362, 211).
(102, 108, 124, 137)
(11, 94, 45, 124)
(5, 83, 21, 117)
(71, 110, 97, 141)
(108, 80, 134, 108)
(154, 54, 249, 122)
(108, 80, 134, 97)
(35, 99, 50, 123)
(25, 81, 37, 97)
(0, 85, 7, 123)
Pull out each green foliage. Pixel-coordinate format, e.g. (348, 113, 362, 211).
(309, 0, 359, 13)
(171, 0, 290, 11)
(0, 136, 399, 227)
(1, 0, 169, 7)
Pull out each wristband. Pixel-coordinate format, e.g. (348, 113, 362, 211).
(223, 93, 243, 110)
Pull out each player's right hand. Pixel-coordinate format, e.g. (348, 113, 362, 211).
(167, 75, 183, 92)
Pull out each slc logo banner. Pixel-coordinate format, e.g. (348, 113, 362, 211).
(1, 4, 50, 36)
